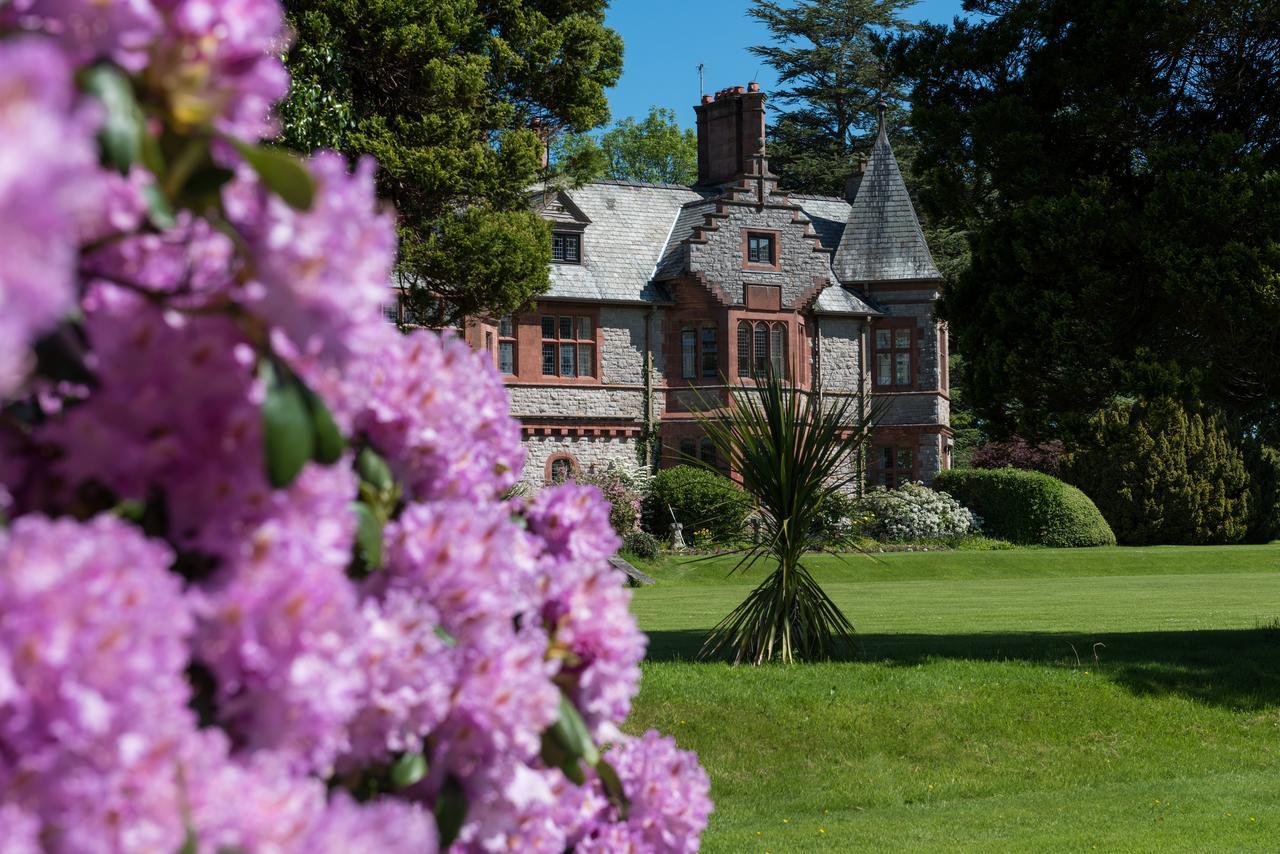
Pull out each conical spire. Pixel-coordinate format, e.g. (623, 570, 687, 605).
(831, 117, 941, 284)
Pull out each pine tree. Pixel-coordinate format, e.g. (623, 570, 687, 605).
(1063, 398, 1252, 545)
(748, 0, 917, 196)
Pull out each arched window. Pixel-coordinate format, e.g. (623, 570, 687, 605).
(753, 322, 769, 377)
(546, 454, 579, 484)
(737, 321, 751, 375)
(699, 438, 717, 467)
(770, 323, 786, 377)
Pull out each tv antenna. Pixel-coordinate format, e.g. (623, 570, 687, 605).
(697, 63, 705, 97)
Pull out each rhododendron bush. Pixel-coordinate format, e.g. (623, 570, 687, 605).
(0, 3, 710, 850)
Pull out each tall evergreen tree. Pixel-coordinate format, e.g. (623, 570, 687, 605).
(748, 0, 917, 196)
(1063, 398, 1252, 545)
(905, 0, 1280, 442)
(279, 0, 623, 325)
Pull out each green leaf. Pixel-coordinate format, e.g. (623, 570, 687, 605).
(539, 729, 585, 785)
(228, 139, 315, 210)
(540, 694, 599, 784)
(177, 825, 197, 854)
(299, 381, 345, 464)
(353, 501, 383, 570)
(433, 625, 458, 647)
(260, 361, 314, 489)
(390, 751, 428, 789)
(178, 165, 236, 207)
(143, 182, 177, 230)
(83, 65, 142, 173)
(594, 758, 630, 819)
(434, 775, 468, 848)
(357, 447, 394, 493)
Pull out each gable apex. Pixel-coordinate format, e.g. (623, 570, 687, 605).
(536, 188, 592, 227)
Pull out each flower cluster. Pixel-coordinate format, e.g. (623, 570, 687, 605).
(856, 482, 982, 543)
(573, 461, 650, 536)
(0, 5, 709, 851)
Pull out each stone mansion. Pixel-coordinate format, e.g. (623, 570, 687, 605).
(454, 83, 951, 490)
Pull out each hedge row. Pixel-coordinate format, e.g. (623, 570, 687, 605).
(934, 468, 1115, 548)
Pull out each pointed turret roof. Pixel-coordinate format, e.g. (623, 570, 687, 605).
(832, 118, 941, 284)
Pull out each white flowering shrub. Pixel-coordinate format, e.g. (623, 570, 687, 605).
(856, 483, 982, 542)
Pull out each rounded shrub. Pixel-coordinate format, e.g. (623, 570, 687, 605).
(622, 531, 661, 560)
(642, 465, 752, 545)
(934, 468, 1116, 547)
(855, 483, 981, 543)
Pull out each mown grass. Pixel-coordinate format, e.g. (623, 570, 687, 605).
(624, 545, 1280, 851)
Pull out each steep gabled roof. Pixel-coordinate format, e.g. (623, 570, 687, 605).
(832, 123, 941, 284)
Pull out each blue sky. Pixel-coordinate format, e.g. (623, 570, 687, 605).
(603, 0, 968, 129)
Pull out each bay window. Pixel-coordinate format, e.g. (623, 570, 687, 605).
(737, 320, 788, 379)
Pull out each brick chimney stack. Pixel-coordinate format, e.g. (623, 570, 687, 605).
(694, 82, 766, 186)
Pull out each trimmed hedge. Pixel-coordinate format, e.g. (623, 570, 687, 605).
(933, 468, 1116, 548)
(642, 465, 752, 545)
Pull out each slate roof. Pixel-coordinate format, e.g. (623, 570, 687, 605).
(537, 180, 709, 303)
(790, 195, 852, 253)
(536, 154, 930, 308)
(813, 282, 880, 316)
(831, 123, 942, 283)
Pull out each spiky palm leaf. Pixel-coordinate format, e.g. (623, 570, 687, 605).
(693, 374, 882, 665)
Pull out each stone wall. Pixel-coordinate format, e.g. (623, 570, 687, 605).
(686, 196, 834, 308)
(518, 435, 643, 490)
(816, 315, 862, 393)
(507, 386, 646, 421)
(599, 305, 648, 385)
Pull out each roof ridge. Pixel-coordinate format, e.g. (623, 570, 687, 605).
(587, 177, 701, 191)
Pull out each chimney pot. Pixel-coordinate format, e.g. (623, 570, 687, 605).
(747, 81, 760, 93)
(694, 81, 769, 186)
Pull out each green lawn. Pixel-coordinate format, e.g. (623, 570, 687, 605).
(624, 546, 1280, 852)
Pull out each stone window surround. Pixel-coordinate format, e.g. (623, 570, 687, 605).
(680, 321, 720, 380)
(497, 315, 516, 375)
(541, 312, 596, 379)
(872, 443, 916, 488)
(741, 227, 782, 273)
(545, 452, 581, 484)
(489, 303, 603, 386)
(871, 317, 919, 391)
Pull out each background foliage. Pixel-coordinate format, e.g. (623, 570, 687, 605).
(553, 106, 698, 185)
(279, 0, 624, 325)
(904, 0, 1280, 444)
(748, 0, 916, 197)
(1062, 398, 1252, 546)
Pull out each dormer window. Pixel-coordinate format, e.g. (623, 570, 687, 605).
(552, 232, 581, 264)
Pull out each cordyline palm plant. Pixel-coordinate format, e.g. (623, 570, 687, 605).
(693, 372, 882, 665)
